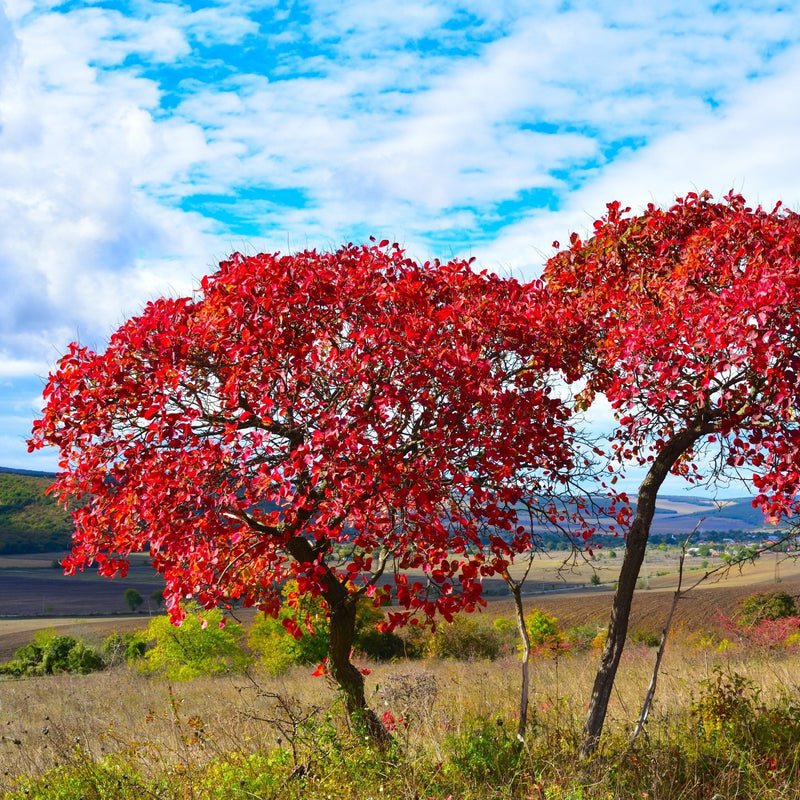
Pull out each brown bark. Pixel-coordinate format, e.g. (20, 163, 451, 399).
(579, 423, 710, 759)
(327, 588, 392, 747)
(286, 534, 391, 747)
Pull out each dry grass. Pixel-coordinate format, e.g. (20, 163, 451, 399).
(3, 558, 800, 797)
(3, 637, 800, 793)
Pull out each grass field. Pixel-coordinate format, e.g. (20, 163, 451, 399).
(3, 548, 800, 798)
(2, 626, 800, 798)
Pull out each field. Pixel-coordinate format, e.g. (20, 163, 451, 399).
(2, 546, 797, 660)
(2, 615, 800, 798)
(2, 548, 800, 798)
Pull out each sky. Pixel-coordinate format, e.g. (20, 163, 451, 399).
(2, 0, 800, 492)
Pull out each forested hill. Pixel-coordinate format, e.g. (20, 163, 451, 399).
(0, 464, 768, 555)
(0, 468, 73, 554)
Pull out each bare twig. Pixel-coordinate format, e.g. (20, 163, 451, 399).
(630, 519, 701, 745)
(630, 519, 800, 746)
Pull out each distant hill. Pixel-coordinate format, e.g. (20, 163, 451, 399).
(0, 464, 772, 556)
(646, 495, 769, 538)
(0, 468, 73, 554)
(533, 492, 772, 549)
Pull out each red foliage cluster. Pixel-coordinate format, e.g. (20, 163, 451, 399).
(30, 242, 572, 627)
(544, 191, 800, 521)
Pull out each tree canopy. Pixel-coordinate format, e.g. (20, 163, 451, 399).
(546, 191, 800, 517)
(30, 240, 573, 736)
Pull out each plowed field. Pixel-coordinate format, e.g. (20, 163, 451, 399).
(1, 550, 798, 661)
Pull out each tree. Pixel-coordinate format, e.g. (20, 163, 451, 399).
(543, 191, 800, 757)
(30, 242, 572, 742)
(124, 587, 143, 612)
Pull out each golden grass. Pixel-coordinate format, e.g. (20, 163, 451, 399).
(2, 637, 799, 793)
(3, 555, 800, 796)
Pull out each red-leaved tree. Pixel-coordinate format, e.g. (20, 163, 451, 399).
(543, 191, 800, 756)
(30, 242, 572, 740)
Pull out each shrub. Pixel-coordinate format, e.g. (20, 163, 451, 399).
(427, 616, 503, 661)
(249, 608, 328, 676)
(102, 631, 147, 666)
(355, 625, 405, 660)
(0, 630, 106, 676)
(628, 627, 660, 648)
(140, 604, 250, 680)
(64, 641, 106, 674)
(737, 591, 797, 626)
(564, 622, 603, 652)
(590, 628, 608, 650)
(735, 615, 800, 650)
(520, 608, 563, 656)
(688, 664, 800, 769)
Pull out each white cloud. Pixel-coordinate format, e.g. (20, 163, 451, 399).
(0, 355, 47, 379)
(4, 0, 800, 471)
(473, 45, 800, 276)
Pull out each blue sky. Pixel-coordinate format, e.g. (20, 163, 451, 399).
(2, 0, 800, 494)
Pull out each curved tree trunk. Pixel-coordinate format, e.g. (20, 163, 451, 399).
(286, 534, 390, 747)
(327, 592, 392, 747)
(579, 424, 708, 759)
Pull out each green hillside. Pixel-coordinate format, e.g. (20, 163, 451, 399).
(0, 469, 73, 553)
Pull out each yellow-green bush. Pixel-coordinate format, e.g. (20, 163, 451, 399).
(140, 604, 250, 680)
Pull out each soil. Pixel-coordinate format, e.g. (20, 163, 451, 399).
(1, 550, 798, 661)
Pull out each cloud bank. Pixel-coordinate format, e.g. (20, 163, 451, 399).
(3, 0, 800, 469)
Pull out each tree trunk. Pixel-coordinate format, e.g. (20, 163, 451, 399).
(579, 425, 707, 759)
(327, 592, 391, 747)
(510, 582, 532, 742)
(286, 534, 391, 747)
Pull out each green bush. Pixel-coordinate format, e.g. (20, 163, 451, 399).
(737, 591, 797, 626)
(427, 616, 503, 661)
(249, 608, 328, 675)
(564, 621, 603, 651)
(628, 627, 660, 648)
(64, 640, 106, 674)
(351, 599, 405, 660)
(0, 630, 106, 677)
(139, 604, 250, 680)
(689, 664, 800, 772)
(102, 631, 147, 666)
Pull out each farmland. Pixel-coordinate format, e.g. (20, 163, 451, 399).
(2, 552, 800, 798)
(2, 544, 799, 659)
